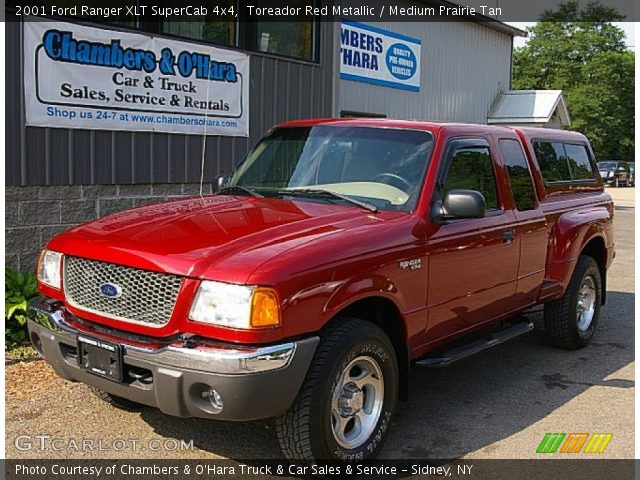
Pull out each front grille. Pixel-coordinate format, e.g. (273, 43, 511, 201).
(63, 256, 183, 327)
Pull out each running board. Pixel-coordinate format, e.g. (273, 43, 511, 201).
(415, 320, 534, 368)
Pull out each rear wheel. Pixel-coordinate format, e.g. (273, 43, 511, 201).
(276, 318, 398, 460)
(543, 255, 602, 349)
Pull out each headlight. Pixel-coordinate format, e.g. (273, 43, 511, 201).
(189, 280, 280, 329)
(37, 250, 63, 289)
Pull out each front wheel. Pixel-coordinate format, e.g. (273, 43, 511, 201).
(543, 255, 602, 349)
(276, 318, 398, 461)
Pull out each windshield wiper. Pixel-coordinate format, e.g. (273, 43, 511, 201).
(278, 188, 378, 213)
(216, 185, 263, 198)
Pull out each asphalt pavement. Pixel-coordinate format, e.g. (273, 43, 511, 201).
(5, 188, 634, 461)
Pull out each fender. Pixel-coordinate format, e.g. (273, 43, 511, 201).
(323, 274, 407, 319)
(546, 206, 611, 291)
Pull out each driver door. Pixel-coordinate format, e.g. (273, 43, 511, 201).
(425, 138, 520, 341)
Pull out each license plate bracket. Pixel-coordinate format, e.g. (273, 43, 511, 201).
(77, 335, 123, 382)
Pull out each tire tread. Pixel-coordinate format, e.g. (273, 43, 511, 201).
(276, 319, 391, 460)
(543, 255, 601, 349)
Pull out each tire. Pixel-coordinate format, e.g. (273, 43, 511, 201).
(530, 313, 547, 342)
(543, 255, 602, 349)
(276, 318, 398, 461)
(88, 386, 145, 412)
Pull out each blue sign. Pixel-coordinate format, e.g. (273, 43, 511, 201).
(340, 21, 421, 92)
(386, 43, 418, 81)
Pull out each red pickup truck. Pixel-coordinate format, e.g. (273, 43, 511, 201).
(28, 119, 614, 460)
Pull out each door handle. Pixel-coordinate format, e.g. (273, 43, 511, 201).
(502, 229, 515, 244)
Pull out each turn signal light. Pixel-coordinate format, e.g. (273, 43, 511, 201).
(250, 288, 281, 328)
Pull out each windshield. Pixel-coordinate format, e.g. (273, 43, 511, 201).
(228, 126, 434, 212)
(598, 161, 618, 170)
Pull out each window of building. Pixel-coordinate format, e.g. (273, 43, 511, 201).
(252, 20, 315, 60)
(499, 139, 537, 211)
(442, 143, 499, 211)
(162, 0, 236, 46)
(564, 144, 595, 180)
(534, 141, 572, 183)
(41, 0, 318, 62)
(340, 111, 387, 118)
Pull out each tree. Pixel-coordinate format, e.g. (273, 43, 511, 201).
(513, 1, 634, 161)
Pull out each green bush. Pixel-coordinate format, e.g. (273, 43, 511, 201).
(5, 268, 38, 347)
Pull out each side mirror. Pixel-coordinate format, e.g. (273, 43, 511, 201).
(434, 189, 486, 222)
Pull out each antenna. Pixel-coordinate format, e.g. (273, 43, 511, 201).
(199, 48, 213, 198)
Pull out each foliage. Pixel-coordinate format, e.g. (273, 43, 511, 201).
(6, 343, 38, 362)
(513, 1, 634, 161)
(5, 268, 38, 346)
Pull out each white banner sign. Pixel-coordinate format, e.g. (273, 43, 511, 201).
(24, 20, 249, 136)
(340, 21, 421, 92)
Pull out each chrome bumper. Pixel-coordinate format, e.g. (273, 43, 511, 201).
(27, 297, 319, 420)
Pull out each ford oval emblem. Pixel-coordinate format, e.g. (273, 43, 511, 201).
(99, 283, 122, 298)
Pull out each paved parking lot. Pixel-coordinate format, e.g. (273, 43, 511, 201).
(5, 188, 634, 460)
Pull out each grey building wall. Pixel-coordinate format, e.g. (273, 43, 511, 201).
(6, 183, 214, 272)
(335, 11, 513, 122)
(5, 18, 335, 272)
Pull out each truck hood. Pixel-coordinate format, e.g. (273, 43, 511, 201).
(49, 195, 393, 283)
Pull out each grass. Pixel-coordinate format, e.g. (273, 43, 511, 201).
(5, 342, 39, 363)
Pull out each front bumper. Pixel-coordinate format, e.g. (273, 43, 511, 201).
(27, 297, 319, 421)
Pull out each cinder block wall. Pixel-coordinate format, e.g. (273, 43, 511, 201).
(5, 183, 214, 273)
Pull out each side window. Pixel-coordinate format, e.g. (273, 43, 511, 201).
(442, 143, 499, 211)
(565, 144, 595, 180)
(534, 141, 571, 183)
(499, 139, 537, 211)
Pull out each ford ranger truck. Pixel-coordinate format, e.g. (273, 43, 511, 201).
(28, 119, 614, 460)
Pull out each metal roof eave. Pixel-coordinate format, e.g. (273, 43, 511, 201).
(487, 91, 572, 126)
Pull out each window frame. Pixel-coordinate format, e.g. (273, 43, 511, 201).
(532, 138, 599, 186)
(498, 138, 539, 212)
(158, 0, 240, 50)
(243, 3, 320, 63)
(563, 142, 597, 181)
(437, 137, 504, 218)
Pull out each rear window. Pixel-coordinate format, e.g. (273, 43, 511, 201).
(564, 144, 595, 180)
(534, 141, 571, 182)
(533, 140, 595, 183)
